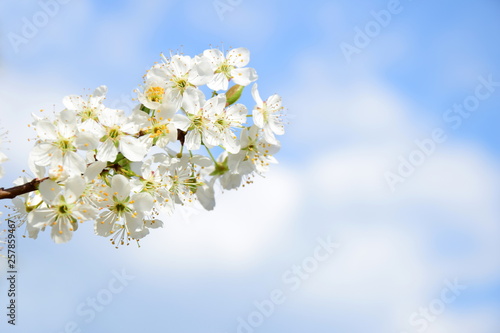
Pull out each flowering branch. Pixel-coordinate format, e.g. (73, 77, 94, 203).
(2, 46, 286, 246)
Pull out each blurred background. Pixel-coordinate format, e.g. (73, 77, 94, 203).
(0, 0, 500, 332)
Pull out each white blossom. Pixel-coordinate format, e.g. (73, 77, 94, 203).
(30, 110, 95, 177)
(29, 176, 98, 243)
(94, 174, 154, 245)
(251, 83, 285, 145)
(204, 47, 258, 91)
(6, 46, 285, 246)
(148, 54, 213, 108)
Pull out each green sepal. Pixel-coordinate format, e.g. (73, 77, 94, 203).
(210, 157, 229, 176)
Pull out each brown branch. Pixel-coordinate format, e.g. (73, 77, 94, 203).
(177, 129, 186, 146)
(0, 177, 48, 200)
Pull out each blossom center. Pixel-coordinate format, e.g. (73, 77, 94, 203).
(216, 62, 235, 79)
(112, 201, 131, 216)
(173, 76, 191, 92)
(146, 86, 165, 103)
(56, 137, 76, 153)
(79, 107, 98, 122)
(58, 204, 70, 215)
(108, 127, 121, 140)
(191, 114, 205, 129)
(150, 123, 168, 138)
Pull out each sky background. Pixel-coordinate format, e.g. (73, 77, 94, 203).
(0, 0, 500, 332)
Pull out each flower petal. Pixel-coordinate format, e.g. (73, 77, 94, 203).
(231, 67, 258, 86)
(119, 136, 147, 162)
(111, 174, 131, 200)
(96, 139, 118, 162)
(227, 47, 250, 67)
(39, 179, 62, 206)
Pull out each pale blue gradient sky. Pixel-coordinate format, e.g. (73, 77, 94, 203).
(1, 0, 500, 332)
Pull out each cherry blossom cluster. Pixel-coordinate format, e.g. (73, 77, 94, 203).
(8, 47, 285, 246)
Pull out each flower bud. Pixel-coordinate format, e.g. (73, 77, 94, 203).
(225, 84, 244, 106)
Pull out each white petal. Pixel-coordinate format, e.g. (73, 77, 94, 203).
(111, 174, 130, 201)
(124, 110, 149, 135)
(30, 143, 55, 166)
(63, 95, 85, 111)
(51, 219, 74, 244)
(96, 139, 118, 162)
(39, 179, 62, 206)
(128, 225, 149, 240)
(173, 114, 191, 131)
(189, 60, 214, 86)
(267, 94, 282, 111)
(165, 88, 183, 110)
(95, 211, 116, 237)
(203, 94, 226, 116)
(29, 208, 54, 229)
(59, 109, 77, 127)
(231, 67, 258, 86)
(202, 128, 221, 147)
(157, 100, 178, 119)
(183, 87, 206, 112)
(145, 219, 164, 229)
(75, 132, 99, 150)
(203, 49, 224, 68)
(84, 161, 106, 180)
(190, 155, 212, 167)
(65, 176, 86, 203)
(61, 151, 86, 175)
(226, 104, 248, 123)
(220, 173, 243, 190)
(99, 108, 125, 127)
(251, 83, 263, 105)
(185, 130, 201, 150)
(270, 118, 285, 135)
(196, 181, 215, 211)
(262, 126, 278, 145)
(35, 120, 58, 141)
(222, 131, 240, 154)
(132, 192, 154, 213)
(253, 107, 265, 128)
(227, 47, 250, 67)
(207, 73, 229, 91)
(119, 136, 147, 162)
(169, 55, 191, 77)
(74, 203, 99, 221)
(93, 85, 108, 98)
(0, 151, 7, 163)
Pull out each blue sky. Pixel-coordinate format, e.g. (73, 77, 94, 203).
(1, 0, 500, 332)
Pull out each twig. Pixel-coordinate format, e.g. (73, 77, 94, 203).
(0, 177, 48, 200)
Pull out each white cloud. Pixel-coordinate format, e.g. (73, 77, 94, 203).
(123, 165, 302, 274)
(278, 47, 500, 331)
(425, 311, 500, 333)
(284, 54, 423, 147)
